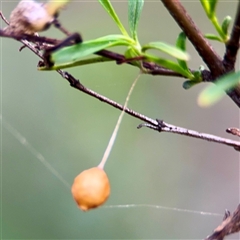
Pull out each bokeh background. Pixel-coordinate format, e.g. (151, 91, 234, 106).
(1, 0, 240, 239)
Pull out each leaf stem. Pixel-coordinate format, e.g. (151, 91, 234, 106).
(98, 0, 129, 37)
(211, 15, 226, 41)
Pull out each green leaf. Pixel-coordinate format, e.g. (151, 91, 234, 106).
(40, 56, 113, 70)
(221, 16, 232, 35)
(144, 54, 192, 78)
(204, 34, 223, 42)
(40, 35, 133, 70)
(200, 0, 211, 17)
(176, 32, 189, 71)
(128, 0, 144, 40)
(200, 0, 218, 18)
(98, 0, 129, 36)
(198, 71, 240, 107)
(208, 0, 218, 18)
(200, 0, 227, 41)
(142, 42, 190, 61)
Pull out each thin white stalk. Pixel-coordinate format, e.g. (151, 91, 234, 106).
(98, 73, 141, 169)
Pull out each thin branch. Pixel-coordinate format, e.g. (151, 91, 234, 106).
(205, 205, 240, 240)
(137, 120, 240, 151)
(52, 19, 72, 36)
(0, 30, 59, 45)
(55, 72, 240, 151)
(0, 11, 9, 25)
(223, 0, 240, 70)
(160, 0, 225, 78)
(97, 49, 187, 77)
(58, 71, 158, 125)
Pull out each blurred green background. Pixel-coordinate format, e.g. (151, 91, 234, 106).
(1, 0, 239, 239)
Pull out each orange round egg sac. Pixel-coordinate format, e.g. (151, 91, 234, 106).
(71, 167, 110, 211)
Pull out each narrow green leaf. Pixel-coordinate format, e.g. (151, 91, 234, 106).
(221, 16, 232, 35)
(176, 32, 189, 71)
(204, 34, 223, 42)
(198, 71, 240, 107)
(145, 54, 192, 78)
(200, 0, 218, 18)
(200, 0, 211, 17)
(208, 0, 218, 18)
(98, 0, 129, 36)
(39, 57, 113, 71)
(176, 32, 186, 52)
(128, 0, 144, 40)
(40, 35, 132, 70)
(142, 42, 190, 61)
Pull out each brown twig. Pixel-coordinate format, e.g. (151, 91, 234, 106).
(97, 49, 189, 77)
(56, 71, 240, 151)
(137, 120, 240, 151)
(205, 205, 240, 240)
(160, 0, 225, 78)
(0, 30, 59, 45)
(223, 0, 240, 70)
(53, 19, 72, 36)
(222, 1, 240, 105)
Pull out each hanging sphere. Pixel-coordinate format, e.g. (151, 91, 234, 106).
(71, 167, 110, 211)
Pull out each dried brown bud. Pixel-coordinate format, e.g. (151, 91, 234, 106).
(4, 0, 54, 35)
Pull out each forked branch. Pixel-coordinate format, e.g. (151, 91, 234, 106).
(160, 0, 224, 77)
(160, 0, 240, 107)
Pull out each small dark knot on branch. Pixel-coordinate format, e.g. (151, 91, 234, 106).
(156, 119, 167, 132)
(61, 71, 79, 87)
